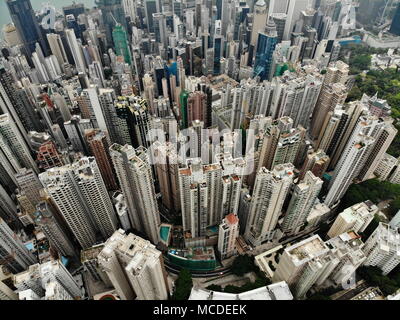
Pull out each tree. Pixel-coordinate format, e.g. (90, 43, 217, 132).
(231, 254, 255, 276)
(206, 284, 222, 292)
(357, 266, 399, 296)
(224, 285, 242, 294)
(349, 54, 372, 75)
(346, 67, 400, 133)
(220, 275, 271, 294)
(171, 269, 193, 300)
(340, 179, 400, 214)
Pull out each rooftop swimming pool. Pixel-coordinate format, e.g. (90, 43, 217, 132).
(160, 225, 171, 242)
(25, 242, 34, 251)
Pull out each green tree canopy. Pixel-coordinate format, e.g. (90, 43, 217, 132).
(357, 266, 399, 296)
(206, 284, 222, 291)
(231, 254, 256, 276)
(171, 269, 193, 300)
(340, 179, 400, 218)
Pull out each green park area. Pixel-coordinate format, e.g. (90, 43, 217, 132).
(341, 45, 400, 157)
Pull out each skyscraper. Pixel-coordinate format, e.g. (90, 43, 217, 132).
(153, 13, 168, 50)
(85, 129, 118, 191)
(362, 222, 400, 275)
(250, 0, 269, 46)
(13, 264, 44, 297)
(299, 149, 330, 181)
(40, 259, 82, 299)
(218, 213, 239, 259)
(95, 89, 131, 146)
(325, 231, 366, 288)
(98, 229, 169, 300)
(152, 141, 181, 212)
(186, 91, 208, 127)
(178, 156, 244, 238)
(213, 20, 223, 75)
(34, 200, 77, 258)
(65, 29, 86, 74)
(283, 0, 310, 40)
(115, 95, 151, 148)
(81, 243, 112, 286)
(357, 118, 397, 182)
(324, 134, 375, 208)
(253, 18, 278, 81)
(0, 217, 37, 273)
(324, 101, 367, 170)
(272, 234, 339, 299)
(36, 141, 65, 170)
(39, 157, 118, 248)
(244, 163, 294, 246)
(44, 281, 74, 300)
(0, 184, 18, 223)
(79, 87, 109, 133)
(389, 2, 400, 36)
(310, 83, 348, 140)
(375, 153, 398, 181)
(64, 115, 93, 154)
(109, 144, 161, 244)
(0, 266, 18, 300)
(0, 113, 38, 174)
(0, 67, 43, 133)
(15, 168, 43, 214)
(322, 61, 350, 86)
(96, 0, 128, 45)
(6, 0, 49, 62)
(256, 117, 305, 172)
(0, 71, 31, 148)
(282, 171, 323, 234)
(327, 201, 377, 239)
(144, 0, 158, 33)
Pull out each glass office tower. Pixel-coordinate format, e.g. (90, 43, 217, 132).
(95, 0, 127, 46)
(6, 0, 49, 62)
(253, 18, 278, 81)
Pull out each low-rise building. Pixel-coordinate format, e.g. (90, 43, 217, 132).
(188, 281, 293, 300)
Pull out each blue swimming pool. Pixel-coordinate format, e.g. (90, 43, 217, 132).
(25, 242, 34, 251)
(160, 226, 171, 242)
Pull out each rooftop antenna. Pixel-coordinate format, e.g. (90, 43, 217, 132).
(110, 12, 119, 27)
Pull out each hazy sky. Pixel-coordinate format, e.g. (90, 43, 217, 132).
(0, 0, 96, 28)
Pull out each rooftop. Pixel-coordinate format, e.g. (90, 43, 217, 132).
(286, 235, 329, 264)
(188, 281, 293, 300)
(225, 213, 239, 225)
(81, 244, 105, 262)
(168, 246, 215, 261)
